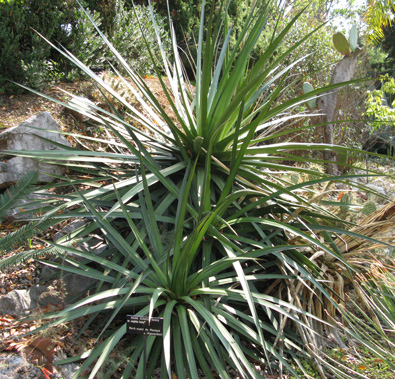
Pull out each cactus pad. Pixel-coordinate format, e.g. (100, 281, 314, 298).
(361, 201, 377, 216)
(302, 82, 317, 109)
(333, 32, 351, 56)
(348, 25, 358, 52)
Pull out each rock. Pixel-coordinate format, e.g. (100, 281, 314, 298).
(0, 352, 80, 379)
(62, 273, 97, 296)
(0, 112, 71, 189)
(37, 290, 63, 307)
(0, 285, 47, 316)
(0, 353, 43, 379)
(53, 220, 87, 243)
(5, 189, 52, 222)
(37, 269, 100, 302)
(40, 220, 107, 298)
(0, 290, 32, 316)
(53, 220, 107, 257)
(27, 285, 48, 303)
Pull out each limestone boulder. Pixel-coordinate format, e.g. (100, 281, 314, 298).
(0, 112, 71, 189)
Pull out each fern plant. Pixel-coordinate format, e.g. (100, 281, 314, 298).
(0, 170, 63, 256)
(0, 171, 38, 222)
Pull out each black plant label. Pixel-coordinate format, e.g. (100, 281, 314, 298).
(126, 315, 164, 336)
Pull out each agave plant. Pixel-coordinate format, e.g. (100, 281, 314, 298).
(2, 1, 388, 378)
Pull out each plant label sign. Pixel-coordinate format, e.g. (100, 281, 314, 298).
(126, 315, 164, 336)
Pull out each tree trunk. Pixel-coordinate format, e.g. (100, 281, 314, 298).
(318, 49, 360, 175)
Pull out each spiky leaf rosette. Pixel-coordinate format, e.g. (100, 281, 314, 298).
(1, 1, 386, 378)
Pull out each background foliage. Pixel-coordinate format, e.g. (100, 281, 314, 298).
(0, 0, 169, 93)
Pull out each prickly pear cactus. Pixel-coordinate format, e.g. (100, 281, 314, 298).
(361, 201, 377, 216)
(333, 32, 351, 56)
(348, 25, 358, 52)
(291, 173, 300, 185)
(302, 82, 317, 109)
(340, 192, 351, 207)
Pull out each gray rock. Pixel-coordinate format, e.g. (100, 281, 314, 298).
(40, 220, 107, 298)
(26, 285, 48, 303)
(53, 219, 107, 257)
(5, 190, 52, 222)
(0, 286, 47, 316)
(62, 273, 97, 296)
(39, 266, 61, 281)
(0, 290, 31, 316)
(53, 220, 87, 243)
(0, 353, 43, 379)
(0, 112, 71, 189)
(38, 269, 99, 300)
(37, 290, 63, 306)
(0, 352, 80, 379)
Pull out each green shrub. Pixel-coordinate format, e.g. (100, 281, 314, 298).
(84, 0, 117, 36)
(62, 7, 106, 81)
(108, 1, 170, 75)
(0, 0, 170, 92)
(0, 0, 73, 92)
(134, 0, 199, 43)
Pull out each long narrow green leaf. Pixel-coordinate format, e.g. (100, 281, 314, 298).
(172, 158, 197, 264)
(182, 296, 259, 378)
(188, 308, 230, 379)
(163, 300, 177, 378)
(88, 323, 127, 379)
(177, 305, 199, 379)
(221, 244, 265, 348)
(173, 316, 187, 379)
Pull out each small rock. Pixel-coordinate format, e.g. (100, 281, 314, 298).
(62, 273, 97, 296)
(38, 290, 63, 306)
(0, 290, 32, 316)
(5, 190, 52, 222)
(0, 285, 47, 316)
